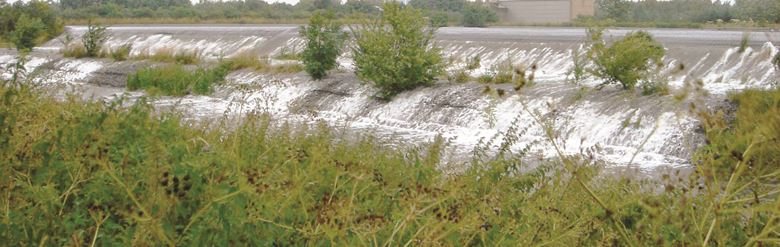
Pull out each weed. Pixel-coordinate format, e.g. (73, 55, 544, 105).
(738, 31, 750, 53)
(126, 64, 229, 96)
(466, 55, 481, 70)
(447, 69, 470, 83)
(108, 44, 132, 61)
(61, 42, 88, 58)
(2, 52, 780, 246)
(570, 46, 587, 83)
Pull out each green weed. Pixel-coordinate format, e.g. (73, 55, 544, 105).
(1, 55, 779, 246)
(126, 64, 230, 96)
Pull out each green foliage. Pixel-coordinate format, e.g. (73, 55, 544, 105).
(570, 46, 587, 83)
(299, 11, 345, 80)
(590, 30, 665, 89)
(127, 64, 230, 96)
(7, 14, 45, 51)
(695, 88, 780, 177)
(3, 55, 780, 246)
(82, 23, 109, 57)
(352, 3, 444, 98)
(460, 3, 497, 27)
(0, 1, 63, 51)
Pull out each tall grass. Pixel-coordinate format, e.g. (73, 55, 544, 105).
(222, 51, 303, 73)
(1, 57, 780, 245)
(134, 47, 202, 65)
(127, 64, 229, 96)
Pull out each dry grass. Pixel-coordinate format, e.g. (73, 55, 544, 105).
(61, 43, 88, 58)
(134, 47, 201, 65)
(222, 51, 303, 74)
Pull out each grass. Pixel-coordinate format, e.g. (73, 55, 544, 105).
(738, 31, 751, 53)
(134, 47, 202, 65)
(127, 64, 230, 96)
(2, 56, 780, 245)
(222, 51, 303, 74)
(0, 37, 10, 48)
(108, 44, 132, 61)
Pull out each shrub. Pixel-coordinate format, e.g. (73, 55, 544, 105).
(299, 11, 345, 80)
(7, 14, 45, 51)
(109, 43, 132, 61)
(352, 3, 444, 98)
(82, 23, 109, 57)
(127, 64, 230, 96)
(590, 30, 665, 89)
(460, 3, 497, 27)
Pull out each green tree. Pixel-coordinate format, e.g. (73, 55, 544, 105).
(352, 3, 444, 98)
(460, 3, 497, 27)
(597, 0, 630, 21)
(590, 30, 665, 89)
(8, 14, 45, 51)
(82, 23, 109, 57)
(300, 11, 346, 80)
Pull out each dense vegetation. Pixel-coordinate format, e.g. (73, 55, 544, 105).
(460, 3, 498, 27)
(127, 64, 230, 96)
(3, 54, 780, 244)
(588, 0, 780, 27)
(0, 1, 64, 50)
(588, 30, 665, 90)
(55, 0, 499, 27)
(352, 3, 444, 98)
(299, 11, 346, 80)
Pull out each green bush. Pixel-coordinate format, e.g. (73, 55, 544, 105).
(82, 23, 109, 57)
(590, 30, 665, 89)
(352, 3, 444, 98)
(460, 3, 497, 27)
(7, 14, 45, 51)
(127, 64, 230, 96)
(299, 11, 345, 80)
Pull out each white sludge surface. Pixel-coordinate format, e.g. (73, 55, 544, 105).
(3, 26, 778, 171)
